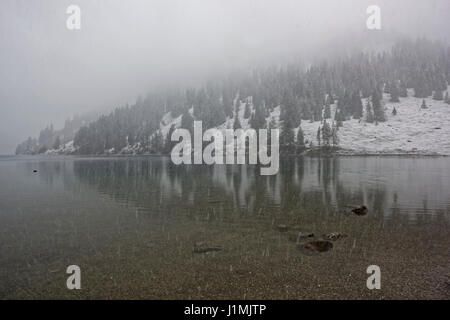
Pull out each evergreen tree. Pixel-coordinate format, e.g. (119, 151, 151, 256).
(164, 125, 176, 154)
(280, 117, 295, 151)
(326, 93, 334, 106)
(16, 137, 38, 154)
(351, 91, 363, 119)
(280, 89, 300, 125)
(249, 104, 266, 130)
(323, 98, 331, 119)
(266, 117, 277, 148)
(331, 122, 339, 147)
(179, 108, 194, 153)
(244, 101, 252, 119)
(337, 91, 350, 118)
(234, 97, 241, 115)
(26, 137, 34, 153)
(372, 90, 385, 122)
(53, 136, 61, 149)
(321, 120, 331, 146)
(316, 126, 321, 146)
(233, 113, 242, 130)
(414, 72, 432, 98)
(150, 131, 163, 153)
(296, 126, 305, 151)
(365, 99, 374, 123)
(76, 126, 91, 153)
(38, 125, 54, 150)
(335, 109, 344, 127)
(421, 99, 427, 109)
(392, 107, 397, 116)
(389, 81, 400, 102)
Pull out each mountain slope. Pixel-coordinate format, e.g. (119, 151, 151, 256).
(299, 88, 450, 155)
(127, 89, 450, 156)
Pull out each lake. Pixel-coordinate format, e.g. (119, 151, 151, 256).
(0, 155, 449, 299)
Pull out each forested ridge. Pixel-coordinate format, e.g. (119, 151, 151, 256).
(16, 38, 450, 155)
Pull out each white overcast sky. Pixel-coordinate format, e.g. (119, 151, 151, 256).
(0, 0, 449, 154)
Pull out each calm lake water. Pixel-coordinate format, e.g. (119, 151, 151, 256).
(0, 155, 449, 299)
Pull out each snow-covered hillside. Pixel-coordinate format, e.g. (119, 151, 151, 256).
(44, 87, 450, 156)
(212, 88, 450, 156)
(159, 88, 450, 156)
(299, 88, 450, 155)
(45, 140, 76, 155)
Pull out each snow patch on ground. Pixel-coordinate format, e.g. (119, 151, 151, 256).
(63, 87, 449, 156)
(217, 99, 253, 130)
(160, 112, 182, 142)
(149, 89, 450, 155)
(300, 88, 450, 155)
(45, 140, 76, 155)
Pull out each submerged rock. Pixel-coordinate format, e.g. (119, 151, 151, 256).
(193, 241, 223, 254)
(301, 240, 333, 253)
(322, 232, 348, 241)
(351, 205, 368, 216)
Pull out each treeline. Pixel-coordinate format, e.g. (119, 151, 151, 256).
(15, 114, 95, 154)
(16, 38, 450, 155)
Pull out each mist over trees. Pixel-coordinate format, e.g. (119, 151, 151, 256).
(16, 38, 450, 155)
(15, 114, 93, 155)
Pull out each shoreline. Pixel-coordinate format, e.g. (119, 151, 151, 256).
(11, 150, 450, 158)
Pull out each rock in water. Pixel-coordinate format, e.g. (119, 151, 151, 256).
(193, 241, 223, 254)
(302, 240, 333, 253)
(351, 205, 368, 216)
(322, 232, 348, 241)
